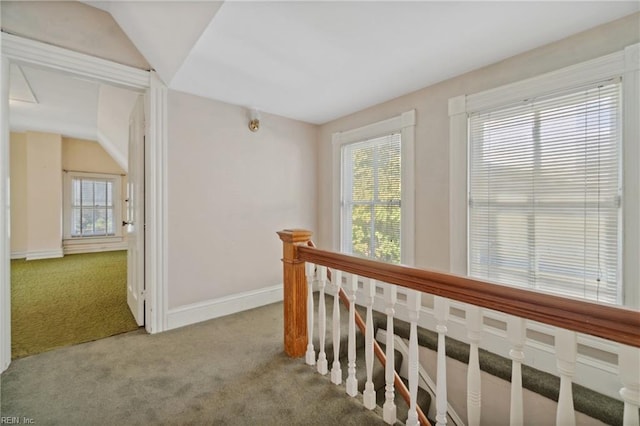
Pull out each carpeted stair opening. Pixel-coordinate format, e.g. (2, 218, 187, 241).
(312, 292, 627, 425)
(368, 308, 627, 426)
(312, 293, 434, 425)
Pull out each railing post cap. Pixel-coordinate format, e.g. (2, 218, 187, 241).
(277, 229, 313, 243)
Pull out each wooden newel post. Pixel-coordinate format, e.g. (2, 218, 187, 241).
(277, 229, 313, 357)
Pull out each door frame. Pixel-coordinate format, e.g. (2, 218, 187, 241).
(0, 33, 169, 372)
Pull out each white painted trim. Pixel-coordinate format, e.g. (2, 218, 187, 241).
(1, 56, 11, 372)
(0, 34, 168, 373)
(622, 43, 640, 309)
(10, 251, 27, 260)
(166, 284, 284, 331)
(332, 110, 416, 265)
(1, 33, 149, 91)
(25, 249, 64, 261)
(331, 132, 341, 252)
(145, 71, 169, 334)
(64, 236, 124, 246)
(333, 111, 415, 145)
(464, 48, 628, 114)
(63, 241, 127, 255)
(448, 95, 468, 275)
(62, 171, 123, 240)
(401, 110, 416, 266)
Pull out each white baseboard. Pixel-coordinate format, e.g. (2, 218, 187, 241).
(25, 249, 64, 260)
(10, 251, 27, 260)
(166, 284, 284, 331)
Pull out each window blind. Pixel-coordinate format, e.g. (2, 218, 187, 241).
(342, 133, 401, 264)
(468, 80, 621, 304)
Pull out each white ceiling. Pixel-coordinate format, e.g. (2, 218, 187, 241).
(10, 64, 100, 140)
(167, 1, 639, 124)
(110, 1, 640, 123)
(48, 1, 640, 125)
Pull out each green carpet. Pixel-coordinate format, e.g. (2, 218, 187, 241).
(11, 251, 139, 359)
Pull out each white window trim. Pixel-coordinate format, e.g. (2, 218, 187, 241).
(449, 43, 640, 309)
(63, 171, 123, 241)
(333, 110, 416, 265)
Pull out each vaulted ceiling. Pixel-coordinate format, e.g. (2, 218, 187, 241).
(86, 1, 638, 124)
(7, 1, 640, 129)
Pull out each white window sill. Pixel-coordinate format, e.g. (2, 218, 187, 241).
(64, 236, 124, 245)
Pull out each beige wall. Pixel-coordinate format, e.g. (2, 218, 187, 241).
(10, 133, 127, 258)
(317, 13, 640, 272)
(167, 91, 317, 308)
(25, 132, 63, 257)
(9, 133, 27, 255)
(62, 137, 126, 175)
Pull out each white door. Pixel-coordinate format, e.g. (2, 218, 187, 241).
(126, 95, 145, 325)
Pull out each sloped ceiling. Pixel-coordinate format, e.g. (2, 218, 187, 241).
(84, 1, 222, 84)
(10, 64, 100, 141)
(1, 0, 150, 69)
(98, 1, 639, 125)
(10, 63, 138, 171)
(17, 1, 640, 126)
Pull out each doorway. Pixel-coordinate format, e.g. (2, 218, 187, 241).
(0, 33, 168, 372)
(8, 63, 142, 358)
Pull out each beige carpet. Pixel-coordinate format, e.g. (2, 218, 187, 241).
(11, 251, 139, 359)
(1, 301, 387, 425)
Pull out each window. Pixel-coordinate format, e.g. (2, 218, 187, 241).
(342, 133, 401, 263)
(333, 110, 415, 265)
(468, 81, 621, 304)
(64, 172, 121, 239)
(449, 44, 639, 307)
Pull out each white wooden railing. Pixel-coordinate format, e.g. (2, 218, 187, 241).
(278, 230, 640, 426)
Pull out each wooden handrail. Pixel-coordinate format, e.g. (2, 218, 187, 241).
(298, 245, 640, 348)
(308, 241, 431, 426)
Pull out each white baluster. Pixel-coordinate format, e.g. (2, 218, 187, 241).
(555, 329, 577, 426)
(305, 262, 316, 366)
(434, 296, 449, 426)
(383, 284, 397, 425)
(363, 278, 377, 409)
(506, 316, 526, 426)
(330, 270, 343, 385)
(345, 273, 358, 397)
(316, 265, 328, 375)
(406, 289, 422, 426)
(466, 305, 482, 426)
(619, 344, 640, 426)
